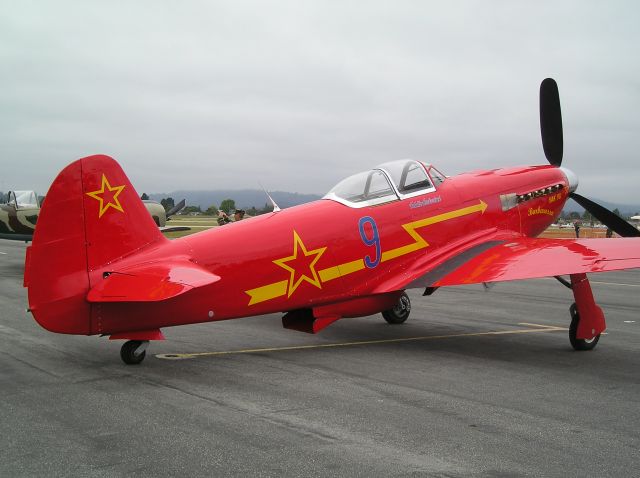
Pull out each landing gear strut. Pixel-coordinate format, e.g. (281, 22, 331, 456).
(566, 273, 606, 351)
(382, 292, 411, 324)
(120, 340, 149, 365)
(569, 303, 600, 351)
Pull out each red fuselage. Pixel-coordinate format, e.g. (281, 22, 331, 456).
(84, 163, 568, 336)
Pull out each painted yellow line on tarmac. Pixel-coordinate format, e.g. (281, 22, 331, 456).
(156, 323, 566, 360)
(518, 322, 564, 328)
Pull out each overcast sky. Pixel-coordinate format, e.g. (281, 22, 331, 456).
(1, 1, 639, 203)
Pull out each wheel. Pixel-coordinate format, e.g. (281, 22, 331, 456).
(382, 292, 411, 324)
(120, 340, 147, 365)
(569, 303, 600, 351)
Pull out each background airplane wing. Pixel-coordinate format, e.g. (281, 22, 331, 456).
(396, 237, 640, 289)
(159, 225, 191, 233)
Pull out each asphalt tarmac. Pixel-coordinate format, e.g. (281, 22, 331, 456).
(1, 239, 639, 477)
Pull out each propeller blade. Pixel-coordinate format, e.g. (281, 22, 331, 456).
(166, 199, 186, 218)
(540, 78, 563, 167)
(570, 193, 640, 237)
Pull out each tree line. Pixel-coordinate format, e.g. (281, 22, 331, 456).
(139, 193, 274, 217)
(559, 208, 626, 224)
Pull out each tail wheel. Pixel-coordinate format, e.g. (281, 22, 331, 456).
(569, 303, 600, 351)
(382, 292, 411, 324)
(120, 340, 148, 365)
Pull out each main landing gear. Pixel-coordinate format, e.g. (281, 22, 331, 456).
(120, 340, 149, 365)
(569, 303, 600, 351)
(382, 292, 411, 324)
(557, 273, 606, 351)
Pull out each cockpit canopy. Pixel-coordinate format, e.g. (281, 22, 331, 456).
(6, 190, 39, 209)
(324, 159, 445, 208)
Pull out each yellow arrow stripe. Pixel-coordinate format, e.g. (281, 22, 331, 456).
(244, 200, 487, 305)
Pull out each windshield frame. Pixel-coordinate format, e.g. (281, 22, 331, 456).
(375, 160, 438, 200)
(324, 159, 445, 208)
(7, 190, 39, 209)
(323, 169, 400, 208)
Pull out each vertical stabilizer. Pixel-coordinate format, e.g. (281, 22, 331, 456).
(80, 155, 165, 269)
(25, 154, 166, 335)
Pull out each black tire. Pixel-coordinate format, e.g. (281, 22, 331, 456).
(382, 292, 411, 324)
(120, 340, 147, 365)
(569, 303, 600, 351)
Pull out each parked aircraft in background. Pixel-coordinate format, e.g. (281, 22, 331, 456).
(0, 190, 40, 241)
(0, 190, 186, 241)
(23, 79, 640, 365)
(143, 199, 186, 229)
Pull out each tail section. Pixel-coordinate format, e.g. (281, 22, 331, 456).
(80, 155, 165, 269)
(25, 155, 166, 334)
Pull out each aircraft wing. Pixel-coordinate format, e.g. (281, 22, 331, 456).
(159, 225, 191, 233)
(87, 260, 220, 302)
(392, 237, 640, 290)
(0, 233, 33, 241)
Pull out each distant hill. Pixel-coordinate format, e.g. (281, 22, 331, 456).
(148, 189, 322, 210)
(563, 197, 640, 217)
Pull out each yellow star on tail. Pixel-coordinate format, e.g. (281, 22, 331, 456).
(86, 174, 126, 218)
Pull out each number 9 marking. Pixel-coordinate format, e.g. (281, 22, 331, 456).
(359, 216, 380, 268)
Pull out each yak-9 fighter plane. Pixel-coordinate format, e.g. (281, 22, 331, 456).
(24, 79, 640, 364)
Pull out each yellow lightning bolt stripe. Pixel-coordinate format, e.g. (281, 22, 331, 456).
(244, 200, 487, 305)
(381, 200, 487, 263)
(318, 259, 365, 283)
(246, 280, 288, 306)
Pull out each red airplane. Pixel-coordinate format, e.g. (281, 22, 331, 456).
(24, 79, 640, 364)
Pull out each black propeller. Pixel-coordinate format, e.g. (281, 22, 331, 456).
(539, 78, 640, 237)
(540, 78, 564, 167)
(569, 193, 640, 237)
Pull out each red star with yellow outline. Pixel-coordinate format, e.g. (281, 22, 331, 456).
(273, 231, 327, 297)
(85, 174, 126, 218)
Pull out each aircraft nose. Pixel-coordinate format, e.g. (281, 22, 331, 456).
(559, 167, 579, 193)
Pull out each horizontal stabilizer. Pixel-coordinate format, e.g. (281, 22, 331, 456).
(87, 260, 220, 302)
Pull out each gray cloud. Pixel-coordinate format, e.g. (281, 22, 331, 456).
(1, 1, 639, 203)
